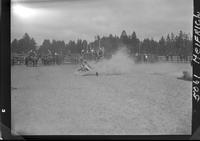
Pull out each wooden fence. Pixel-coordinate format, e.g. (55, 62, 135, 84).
(157, 56, 192, 63)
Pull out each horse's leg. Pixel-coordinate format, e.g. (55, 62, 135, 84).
(35, 59, 37, 67)
(33, 58, 35, 67)
(35, 58, 38, 67)
(36, 58, 38, 66)
(34, 60, 36, 67)
(25, 58, 27, 66)
(27, 59, 30, 67)
(32, 59, 34, 67)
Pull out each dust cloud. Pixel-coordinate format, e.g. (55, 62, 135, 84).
(90, 47, 135, 75)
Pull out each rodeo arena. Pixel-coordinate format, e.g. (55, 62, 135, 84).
(11, 43, 193, 135)
(11, 46, 192, 67)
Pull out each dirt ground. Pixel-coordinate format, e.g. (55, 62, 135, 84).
(11, 63, 192, 135)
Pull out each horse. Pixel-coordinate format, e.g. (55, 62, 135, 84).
(41, 55, 55, 65)
(25, 55, 39, 67)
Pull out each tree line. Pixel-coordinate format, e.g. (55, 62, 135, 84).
(11, 30, 192, 58)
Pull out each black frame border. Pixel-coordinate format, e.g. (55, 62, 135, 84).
(192, 0, 200, 139)
(1, 0, 200, 140)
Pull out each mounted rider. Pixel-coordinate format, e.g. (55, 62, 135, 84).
(25, 49, 38, 66)
(96, 46, 104, 61)
(78, 55, 92, 72)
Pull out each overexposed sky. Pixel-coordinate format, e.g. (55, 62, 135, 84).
(11, 0, 193, 45)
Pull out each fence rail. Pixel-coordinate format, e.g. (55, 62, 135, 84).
(157, 56, 192, 63)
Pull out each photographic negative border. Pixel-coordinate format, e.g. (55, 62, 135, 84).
(192, 0, 200, 138)
(1, 0, 200, 140)
(1, 0, 12, 139)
